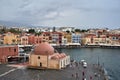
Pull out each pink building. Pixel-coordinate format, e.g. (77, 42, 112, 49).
(0, 45, 18, 63)
(107, 34, 120, 44)
(42, 32, 62, 44)
(28, 35, 43, 45)
(28, 35, 35, 45)
(84, 33, 96, 43)
(28, 42, 70, 69)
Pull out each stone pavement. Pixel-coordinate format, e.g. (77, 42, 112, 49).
(0, 61, 106, 80)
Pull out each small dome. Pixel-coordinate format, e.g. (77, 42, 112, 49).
(34, 42, 54, 55)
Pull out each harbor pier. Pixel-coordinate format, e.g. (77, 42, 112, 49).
(0, 61, 109, 80)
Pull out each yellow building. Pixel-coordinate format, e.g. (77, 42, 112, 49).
(63, 32, 72, 43)
(15, 35, 21, 45)
(3, 32, 16, 45)
(82, 38, 91, 45)
(93, 38, 106, 44)
(28, 42, 70, 69)
(21, 35, 28, 45)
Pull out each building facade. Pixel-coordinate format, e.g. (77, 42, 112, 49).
(63, 32, 72, 43)
(0, 45, 18, 63)
(3, 32, 16, 45)
(72, 33, 81, 43)
(28, 42, 70, 69)
(83, 33, 96, 45)
(21, 35, 28, 45)
(42, 32, 62, 44)
(28, 35, 43, 45)
(106, 34, 120, 45)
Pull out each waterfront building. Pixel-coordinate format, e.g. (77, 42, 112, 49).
(83, 33, 96, 45)
(63, 32, 72, 43)
(109, 29, 120, 34)
(42, 32, 51, 43)
(28, 35, 43, 45)
(0, 45, 18, 63)
(88, 29, 108, 35)
(92, 35, 107, 44)
(51, 32, 62, 44)
(42, 32, 62, 44)
(71, 33, 81, 43)
(28, 42, 70, 69)
(107, 34, 120, 45)
(62, 35, 67, 45)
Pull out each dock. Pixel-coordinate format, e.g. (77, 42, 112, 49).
(0, 61, 109, 80)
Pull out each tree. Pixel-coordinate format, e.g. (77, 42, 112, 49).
(28, 29, 35, 33)
(35, 32, 41, 36)
(66, 30, 70, 33)
(81, 29, 88, 32)
(9, 28, 21, 34)
(0, 28, 8, 34)
(75, 29, 81, 32)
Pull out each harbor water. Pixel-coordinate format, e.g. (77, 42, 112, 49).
(60, 48, 120, 80)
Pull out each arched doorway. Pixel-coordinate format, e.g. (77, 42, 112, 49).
(40, 62, 42, 67)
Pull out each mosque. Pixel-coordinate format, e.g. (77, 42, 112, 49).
(28, 42, 70, 69)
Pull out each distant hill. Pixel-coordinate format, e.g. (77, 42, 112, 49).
(0, 20, 32, 27)
(0, 20, 60, 29)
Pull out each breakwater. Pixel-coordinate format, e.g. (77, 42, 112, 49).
(53, 44, 120, 49)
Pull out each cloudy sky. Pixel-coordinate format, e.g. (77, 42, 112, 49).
(0, 0, 120, 29)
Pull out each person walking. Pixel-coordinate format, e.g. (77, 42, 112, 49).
(76, 72, 79, 80)
(90, 76, 92, 80)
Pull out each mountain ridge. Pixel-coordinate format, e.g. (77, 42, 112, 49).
(0, 20, 32, 27)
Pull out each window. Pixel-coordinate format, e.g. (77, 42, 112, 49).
(9, 48, 11, 52)
(38, 56, 40, 59)
(14, 49, 16, 52)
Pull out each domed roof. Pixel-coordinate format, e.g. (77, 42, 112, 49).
(34, 42, 54, 55)
(51, 53, 67, 60)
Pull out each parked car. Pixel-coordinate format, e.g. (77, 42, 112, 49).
(82, 78, 86, 80)
(83, 62, 87, 68)
(81, 60, 87, 68)
(81, 59, 85, 64)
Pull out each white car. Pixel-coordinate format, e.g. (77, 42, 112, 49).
(82, 78, 86, 80)
(83, 62, 87, 68)
(81, 59, 85, 63)
(81, 59, 85, 64)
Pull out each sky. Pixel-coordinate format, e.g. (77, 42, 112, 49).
(0, 0, 120, 29)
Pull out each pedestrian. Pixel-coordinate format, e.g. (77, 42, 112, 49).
(79, 61, 81, 64)
(82, 71, 85, 76)
(76, 62, 78, 67)
(71, 74, 74, 77)
(82, 77, 84, 80)
(76, 73, 79, 80)
(90, 76, 92, 80)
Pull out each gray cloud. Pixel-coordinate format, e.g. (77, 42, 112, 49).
(0, 0, 120, 28)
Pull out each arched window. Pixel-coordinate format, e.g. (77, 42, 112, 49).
(38, 56, 40, 59)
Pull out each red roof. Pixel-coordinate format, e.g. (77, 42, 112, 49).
(34, 42, 54, 55)
(51, 53, 66, 60)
